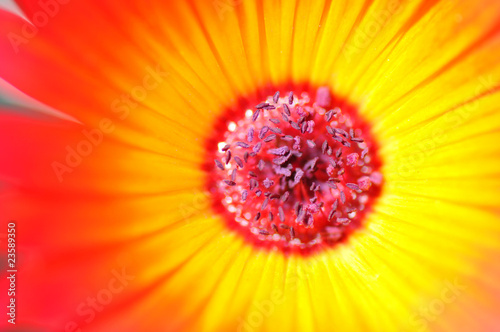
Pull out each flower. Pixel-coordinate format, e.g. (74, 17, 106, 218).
(1, 0, 500, 331)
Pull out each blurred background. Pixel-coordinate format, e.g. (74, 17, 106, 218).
(0, 0, 30, 107)
(0, 0, 73, 119)
(0, 0, 22, 15)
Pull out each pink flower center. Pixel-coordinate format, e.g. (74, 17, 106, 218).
(206, 87, 383, 255)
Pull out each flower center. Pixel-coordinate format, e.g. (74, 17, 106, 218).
(206, 86, 382, 255)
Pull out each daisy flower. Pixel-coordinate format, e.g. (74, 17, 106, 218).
(1, 0, 500, 331)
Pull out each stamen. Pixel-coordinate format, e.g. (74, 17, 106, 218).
(214, 159, 224, 170)
(247, 127, 254, 143)
(273, 91, 280, 104)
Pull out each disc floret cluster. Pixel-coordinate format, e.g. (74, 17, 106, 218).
(210, 87, 382, 253)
